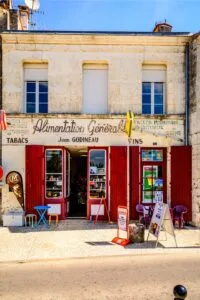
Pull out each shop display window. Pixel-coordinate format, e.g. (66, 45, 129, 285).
(142, 165, 163, 204)
(142, 149, 163, 162)
(89, 150, 106, 198)
(45, 149, 63, 198)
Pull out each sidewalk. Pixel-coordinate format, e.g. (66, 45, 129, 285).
(0, 220, 200, 263)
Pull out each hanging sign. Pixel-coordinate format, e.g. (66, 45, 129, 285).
(112, 206, 130, 247)
(147, 202, 177, 247)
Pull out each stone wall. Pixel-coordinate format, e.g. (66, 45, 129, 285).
(190, 35, 200, 225)
(2, 33, 188, 115)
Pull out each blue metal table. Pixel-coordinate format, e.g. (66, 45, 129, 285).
(34, 205, 50, 226)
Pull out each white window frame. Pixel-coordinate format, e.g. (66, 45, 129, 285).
(24, 80, 48, 113)
(23, 63, 48, 114)
(142, 82, 165, 115)
(142, 65, 166, 115)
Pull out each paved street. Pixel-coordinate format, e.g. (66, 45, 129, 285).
(0, 253, 200, 300)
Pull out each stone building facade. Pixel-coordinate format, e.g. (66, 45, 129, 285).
(190, 34, 200, 224)
(0, 27, 199, 225)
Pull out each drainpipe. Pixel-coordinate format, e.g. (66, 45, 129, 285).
(185, 43, 189, 146)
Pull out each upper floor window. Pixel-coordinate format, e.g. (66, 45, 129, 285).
(142, 82, 164, 114)
(142, 65, 166, 115)
(25, 81, 48, 113)
(24, 63, 48, 113)
(82, 63, 108, 114)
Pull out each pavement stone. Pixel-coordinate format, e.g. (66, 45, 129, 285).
(0, 220, 200, 263)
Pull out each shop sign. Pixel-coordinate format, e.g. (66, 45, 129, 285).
(3, 117, 184, 146)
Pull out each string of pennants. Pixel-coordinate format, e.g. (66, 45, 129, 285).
(0, 110, 7, 130)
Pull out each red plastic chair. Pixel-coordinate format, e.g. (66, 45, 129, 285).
(136, 204, 151, 228)
(173, 205, 188, 229)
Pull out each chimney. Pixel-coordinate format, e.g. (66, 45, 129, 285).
(18, 5, 30, 30)
(153, 21, 172, 33)
(0, 2, 30, 30)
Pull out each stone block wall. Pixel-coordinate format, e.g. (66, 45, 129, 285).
(190, 35, 200, 225)
(2, 34, 188, 115)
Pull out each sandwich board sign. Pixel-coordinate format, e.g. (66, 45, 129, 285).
(112, 206, 131, 247)
(147, 202, 177, 248)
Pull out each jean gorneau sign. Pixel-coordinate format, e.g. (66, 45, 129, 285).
(3, 117, 184, 146)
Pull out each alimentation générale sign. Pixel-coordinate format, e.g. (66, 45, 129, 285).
(3, 116, 184, 146)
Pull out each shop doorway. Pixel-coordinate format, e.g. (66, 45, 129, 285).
(68, 150, 87, 217)
(140, 148, 167, 205)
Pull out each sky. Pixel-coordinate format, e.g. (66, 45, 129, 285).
(13, 0, 200, 33)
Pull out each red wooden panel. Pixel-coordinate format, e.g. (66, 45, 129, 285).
(25, 145, 44, 214)
(171, 146, 192, 221)
(130, 146, 140, 220)
(110, 146, 127, 221)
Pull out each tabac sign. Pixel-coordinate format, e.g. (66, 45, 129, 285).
(3, 116, 184, 146)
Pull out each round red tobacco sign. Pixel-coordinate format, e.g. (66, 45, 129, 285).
(0, 166, 4, 180)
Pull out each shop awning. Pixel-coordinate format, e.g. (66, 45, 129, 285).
(0, 110, 7, 130)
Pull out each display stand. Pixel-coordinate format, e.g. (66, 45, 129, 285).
(147, 202, 177, 248)
(112, 206, 131, 247)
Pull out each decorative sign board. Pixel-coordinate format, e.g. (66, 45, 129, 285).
(3, 117, 184, 146)
(147, 203, 177, 247)
(112, 206, 130, 247)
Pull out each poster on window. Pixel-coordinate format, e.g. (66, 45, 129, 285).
(154, 191, 163, 203)
(118, 206, 128, 232)
(143, 166, 158, 203)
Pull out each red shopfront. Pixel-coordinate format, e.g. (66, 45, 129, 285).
(25, 145, 192, 222)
